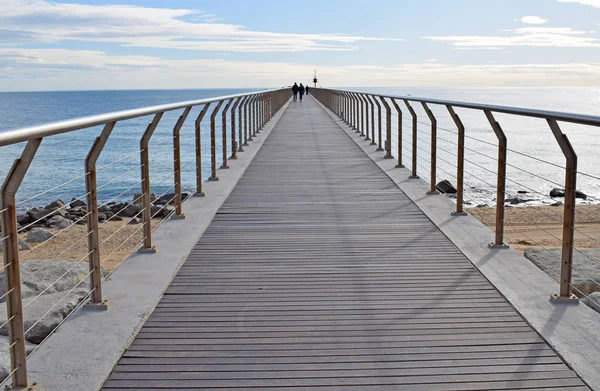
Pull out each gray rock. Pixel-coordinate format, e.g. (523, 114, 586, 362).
(128, 217, 140, 225)
(583, 292, 600, 313)
(29, 206, 66, 222)
(524, 248, 600, 295)
(157, 192, 190, 205)
(46, 215, 72, 229)
(118, 204, 140, 218)
(45, 200, 65, 209)
(66, 206, 87, 217)
(98, 213, 107, 222)
(436, 180, 457, 194)
(0, 288, 89, 344)
(26, 228, 54, 243)
(0, 335, 36, 380)
(98, 205, 112, 214)
(111, 215, 123, 222)
(0, 238, 29, 253)
(550, 188, 587, 200)
(70, 198, 86, 208)
(17, 213, 32, 225)
(505, 197, 535, 205)
(0, 260, 106, 303)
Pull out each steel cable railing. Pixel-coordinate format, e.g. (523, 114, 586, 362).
(313, 88, 600, 312)
(0, 88, 288, 388)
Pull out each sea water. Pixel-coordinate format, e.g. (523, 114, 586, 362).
(1, 87, 599, 210)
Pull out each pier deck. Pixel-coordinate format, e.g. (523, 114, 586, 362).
(102, 97, 589, 390)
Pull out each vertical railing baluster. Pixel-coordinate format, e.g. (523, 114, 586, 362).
(373, 96, 383, 151)
(447, 106, 467, 216)
(403, 100, 419, 179)
(391, 99, 404, 168)
(209, 101, 224, 181)
(221, 99, 234, 169)
(1, 139, 42, 387)
(140, 113, 163, 253)
(173, 107, 192, 217)
(422, 103, 438, 194)
(231, 97, 243, 159)
(243, 97, 250, 146)
(194, 104, 210, 197)
(368, 96, 376, 146)
(548, 119, 578, 301)
(360, 94, 366, 137)
(85, 122, 116, 306)
(484, 110, 508, 248)
(380, 97, 393, 159)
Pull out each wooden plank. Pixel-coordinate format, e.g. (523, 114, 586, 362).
(102, 97, 589, 390)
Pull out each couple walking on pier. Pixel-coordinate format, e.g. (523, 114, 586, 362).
(292, 82, 309, 102)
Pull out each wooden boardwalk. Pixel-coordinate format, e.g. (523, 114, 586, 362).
(103, 97, 590, 390)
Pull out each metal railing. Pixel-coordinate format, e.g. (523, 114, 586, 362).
(312, 87, 600, 305)
(0, 88, 288, 387)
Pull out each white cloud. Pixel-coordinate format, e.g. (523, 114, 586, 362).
(424, 26, 600, 49)
(0, 0, 401, 52)
(1, 48, 599, 90)
(558, 0, 600, 7)
(518, 16, 548, 24)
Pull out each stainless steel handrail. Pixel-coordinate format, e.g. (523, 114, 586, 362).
(333, 89, 600, 127)
(0, 90, 282, 147)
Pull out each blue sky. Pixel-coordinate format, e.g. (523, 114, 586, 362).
(1, 0, 600, 90)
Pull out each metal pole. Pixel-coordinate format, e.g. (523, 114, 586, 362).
(85, 122, 116, 306)
(209, 100, 224, 181)
(404, 100, 419, 179)
(485, 110, 508, 248)
(173, 107, 192, 218)
(360, 94, 366, 137)
(422, 103, 438, 194)
(548, 119, 578, 301)
(243, 97, 250, 146)
(373, 96, 383, 152)
(139, 113, 163, 253)
(194, 104, 210, 197)
(380, 97, 393, 159)
(447, 105, 467, 216)
(230, 97, 242, 159)
(1, 139, 42, 387)
(352, 93, 361, 133)
(391, 99, 404, 168)
(221, 99, 234, 169)
(368, 95, 377, 146)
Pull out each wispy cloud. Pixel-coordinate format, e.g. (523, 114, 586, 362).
(558, 0, 600, 7)
(0, 0, 401, 52)
(1, 47, 599, 90)
(424, 26, 600, 49)
(517, 16, 548, 24)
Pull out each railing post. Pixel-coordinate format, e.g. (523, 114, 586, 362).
(368, 95, 376, 146)
(253, 94, 260, 136)
(380, 97, 393, 159)
(403, 100, 419, 179)
(194, 104, 210, 197)
(373, 96, 383, 151)
(173, 107, 192, 218)
(548, 119, 578, 301)
(221, 99, 234, 169)
(139, 113, 163, 253)
(230, 97, 243, 159)
(352, 93, 361, 133)
(447, 105, 467, 216)
(243, 96, 250, 146)
(1, 139, 42, 388)
(85, 122, 116, 306)
(360, 94, 366, 137)
(422, 103, 438, 194)
(391, 99, 404, 168)
(484, 110, 508, 249)
(209, 100, 224, 181)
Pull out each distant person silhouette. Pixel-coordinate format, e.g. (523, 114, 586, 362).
(299, 83, 305, 101)
(292, 82, 299, 102)
(305, 86, 310, 95)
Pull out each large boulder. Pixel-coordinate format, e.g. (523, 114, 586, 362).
(505, 197, 535, 205)
(28, 206, 66, 223)
(0, 238, 30, 253)
(17, 213, 33, 226)
(0, 335, 36, 380)
(69, 198, 86, 208)
(46, 215, 72, 229)
(550, 188, 587, 200)
(26, 228, 54, 243)
(524, 248, 600, 295)
(0, 288, 89, 344)
(0, 260, 104, 302)
(435, 180, 457, 194)
(45, 199, 65, 210)
(117, 204, 140, 218)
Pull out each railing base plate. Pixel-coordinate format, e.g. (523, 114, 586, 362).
(550, 294, 579, 304)
(451, 211, 468, 216)
(9, 382, 44, 391)
(84, 300, 110, 311)
(172, 214, 186, 220)
(229, 155, 238, 160)
(220, 165, 230, 169)
(384, 155, 393, 159)
(376, 147, 385, 151)
(193, 192, 205, 198)
(426, 191, 440, 195)
(370, 142, 378, 146)
(208, 177, 219, 181)
(364, 137, 371, 141)
(138, 247, 157, 254)
(409, 175, 420, 180)
(488, 243, 509, 249)
(395, 164, 405, 168)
